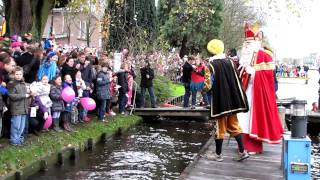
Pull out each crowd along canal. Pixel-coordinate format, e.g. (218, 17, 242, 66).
(28, 70, 320, 180)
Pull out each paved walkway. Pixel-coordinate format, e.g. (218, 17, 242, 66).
(180, 137, 283, 180)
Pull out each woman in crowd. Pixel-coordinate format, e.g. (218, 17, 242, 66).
(37, 51, 59, 81)
(190, 55, 208, 109)
(96, 62, 111, 121)
(117, 63, 129, 114)
(61, 58, 77, 81)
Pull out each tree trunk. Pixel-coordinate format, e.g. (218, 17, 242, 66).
(86, 17, 91, 47)
(31, 0, 55, 41)
(5, 0, 55, 40)
(179, 35, 188, 58)
(21, 0, 33, 33)
(8, 0, 22, 35)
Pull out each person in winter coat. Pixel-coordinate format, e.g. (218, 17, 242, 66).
(140, 60, 157, 108)
(28, 95, 49, 135)
(30, 75, 52, 110)
(37, 51, 59, 81)
(61, 58, 77, 81)
(26, 47, 42, 83)
(8, 67, 35, 145)
(106, 61, 117, 116)
(190, 56, 208, 109)
(49, 75, 64, 132)
(0, 56, 15, 148)
(126, 62, 135, 108)
(117, 63, 129, 114)
(181, 55, 193, 107)
(75, 70, 88, 122)
(61, 74, 78, 131)
(96, 62, 111, 121)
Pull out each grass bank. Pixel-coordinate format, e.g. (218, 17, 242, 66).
(171, 84, 185, 97)
(0, 115, 142, 178)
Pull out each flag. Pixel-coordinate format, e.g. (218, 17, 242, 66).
(1, 17, 6, 36)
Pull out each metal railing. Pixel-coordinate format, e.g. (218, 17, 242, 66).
(130, 81, 138, 115)
(165, 95, 184, 106)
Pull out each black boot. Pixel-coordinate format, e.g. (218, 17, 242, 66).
(53, 118, 62, 132)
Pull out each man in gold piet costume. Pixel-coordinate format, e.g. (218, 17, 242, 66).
(205, 39, 249, 162)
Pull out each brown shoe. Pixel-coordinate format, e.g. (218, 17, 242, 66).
(83, 116, 91, 123)
(0, 143, 4, 149)
(63, 122, 72, 132)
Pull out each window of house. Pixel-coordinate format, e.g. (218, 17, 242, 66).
(78, 21, 87, 39)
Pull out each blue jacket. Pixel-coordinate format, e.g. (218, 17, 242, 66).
(37, 60, 58, 81)
(96, 71, 111, 100)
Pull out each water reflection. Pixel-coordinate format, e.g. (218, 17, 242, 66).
(28, 120, 211, 180)
(311, 138, 320, 179)
(277, 70, 319, 179)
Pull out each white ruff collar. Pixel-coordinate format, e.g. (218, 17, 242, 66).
(209, 54, 226, 62)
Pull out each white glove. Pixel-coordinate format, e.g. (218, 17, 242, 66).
(245, 65, 255, 75)
(44, 112, 49, 120)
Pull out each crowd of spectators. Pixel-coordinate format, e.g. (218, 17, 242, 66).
(276, 64, 309, 78)
(0, 33, 163, 148)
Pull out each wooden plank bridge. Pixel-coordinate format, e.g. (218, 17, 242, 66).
(133, 107, 210, 117)
(179, 137, 283, 180)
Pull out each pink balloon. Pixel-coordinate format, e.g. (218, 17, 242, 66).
(61, 86, 75, 102)
(80, 97, 96, 111)
(43, 115, 52, 129)
(122, 48, 129, 55)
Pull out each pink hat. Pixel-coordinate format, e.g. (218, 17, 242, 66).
(11, 41, 21, 48)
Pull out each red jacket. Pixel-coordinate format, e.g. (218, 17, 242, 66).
(191, 65, 205, 83)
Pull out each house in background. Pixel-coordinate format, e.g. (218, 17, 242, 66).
(43, 8, 103, 49)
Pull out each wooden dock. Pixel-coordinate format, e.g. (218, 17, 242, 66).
(133, 107, 210, 117)
(180, 137, 283, 180)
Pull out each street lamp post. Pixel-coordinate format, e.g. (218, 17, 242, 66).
(290, 100, 307, 138)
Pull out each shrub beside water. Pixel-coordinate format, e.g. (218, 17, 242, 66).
(134, 74, 184, 107)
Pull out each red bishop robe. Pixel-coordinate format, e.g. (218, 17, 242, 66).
(249, 49, 284, 144)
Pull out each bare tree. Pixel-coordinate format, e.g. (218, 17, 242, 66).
(221, 0, 261, 50)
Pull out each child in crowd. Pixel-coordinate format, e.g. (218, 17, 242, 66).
(8, 67, 33, 145)
(106, 61, 117, 116)
(75, 71, 88, 122)
(30, 75, 53, 111)
(62, 74, 78, 131)
(29, 95, 50, 135)
(126, 62, 135, 108)
(50, 75, 65, 132)
(30, 75, 53, 131)
(96, 62, 111, 121)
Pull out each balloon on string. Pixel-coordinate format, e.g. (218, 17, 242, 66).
(122, 48, 129, 56)
(61, 86, 75, 102)
(80, 97, 96, 111)
(43, 115, 52, 129)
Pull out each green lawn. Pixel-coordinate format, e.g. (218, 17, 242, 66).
(170, 84, 185, 97)
(0, 115, 142, 177)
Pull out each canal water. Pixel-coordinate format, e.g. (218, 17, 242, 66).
(277, 69, 320, 179)
(28, 120, 212, 180)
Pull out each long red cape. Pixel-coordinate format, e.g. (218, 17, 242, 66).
(249, 50, 284, 144)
